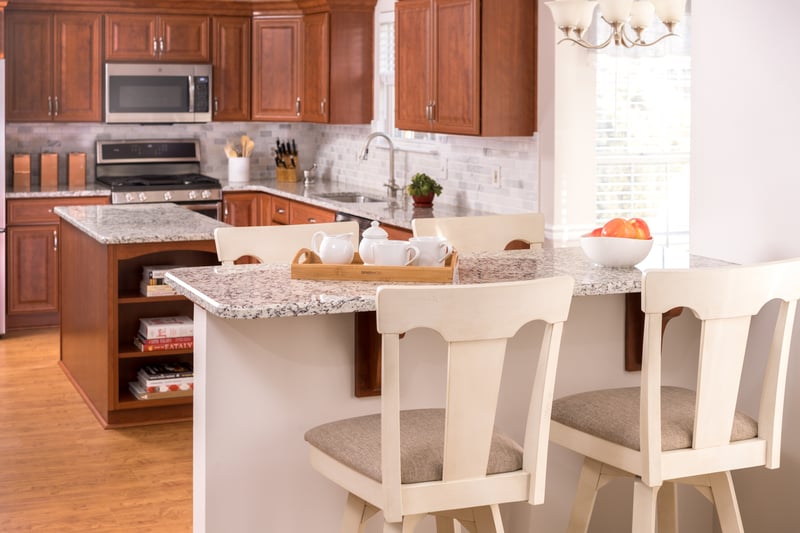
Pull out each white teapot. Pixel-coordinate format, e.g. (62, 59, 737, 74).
(311, 231, 355, 264)
(358, 220, 389, 265)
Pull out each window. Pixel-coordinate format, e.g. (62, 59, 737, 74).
(374, 8, 396, 134)
(594, 14, 692, 248)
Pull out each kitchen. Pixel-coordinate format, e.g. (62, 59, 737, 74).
(3, 1, 800, 533)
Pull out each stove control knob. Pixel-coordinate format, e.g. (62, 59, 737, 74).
(201, 189, 211, 199)
(163, 191, 173, 201)
(188, 190, 198, 200)
(138, 192, 148, 202)
(125, 193, 135, 203)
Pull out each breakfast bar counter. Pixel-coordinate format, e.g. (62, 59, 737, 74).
(165, 246, 730, 533)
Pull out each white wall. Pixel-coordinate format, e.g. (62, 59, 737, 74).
(691, 0, 800, 530)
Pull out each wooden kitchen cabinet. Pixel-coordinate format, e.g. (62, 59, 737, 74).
(251, 16, 303, 122)
(212, 16, 251, 121)
(5, 10, 102, 122)
(300, 5, 374, 124)
(59, 220, 218, 428)
(105, 13, 210, 63)
(395, 0, 536, 136)
(222, 191, 269, 227)
(289, 200, 335, 225)
(5, 196, 109, 329)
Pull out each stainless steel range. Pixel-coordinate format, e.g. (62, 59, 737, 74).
(95, 139, 222, 219)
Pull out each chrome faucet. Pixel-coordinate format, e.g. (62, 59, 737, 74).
(358, 132, 401, 207)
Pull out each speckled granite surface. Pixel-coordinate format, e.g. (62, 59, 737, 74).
(6, 182, 111, 198)
(54, 204, 227, 244)
(165, 246, 732, 320)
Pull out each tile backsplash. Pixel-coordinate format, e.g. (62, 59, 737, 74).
(5, 122, 539, 214)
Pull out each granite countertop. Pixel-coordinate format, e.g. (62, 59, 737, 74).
(165, 246, 732, 320)
(54, 203, 228, 244)
(9, 178, 493, 231)
(218, 176, 493, 230)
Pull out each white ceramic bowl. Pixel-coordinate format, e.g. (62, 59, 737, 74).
(580, 236, 653, 267)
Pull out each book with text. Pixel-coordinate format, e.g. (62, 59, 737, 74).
(129, 381, 193, 400)
(138, 316, 193, 339)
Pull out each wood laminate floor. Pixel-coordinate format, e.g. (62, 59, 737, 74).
(0, 328, 192, 532)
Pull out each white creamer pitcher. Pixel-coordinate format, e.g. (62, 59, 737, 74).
(311, 231, 355, 264)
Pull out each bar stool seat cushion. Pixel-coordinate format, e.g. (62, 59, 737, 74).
(305, 408, 523, 484)
(552, 386, 758, 452)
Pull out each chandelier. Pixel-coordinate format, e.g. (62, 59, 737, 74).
(545, 0, 687, 49)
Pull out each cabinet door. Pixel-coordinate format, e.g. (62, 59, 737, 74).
(7, 225, 59, 316)
(161, 15, 210, 63)
(212, 16, 251, 121)
(432, 0, 480, 135)
(54, 13, 103, 121)
(6, 12, 53, 121)
(302, 12, 330, 124)
(223, 192, 262, 226)
(105, 13, 159, 61)
(252, 17, 302, 122)
(395, 0, 432, 132)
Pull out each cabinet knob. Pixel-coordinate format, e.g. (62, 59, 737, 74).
(276, 208, 286, 215)
(307, 217, 317, 224)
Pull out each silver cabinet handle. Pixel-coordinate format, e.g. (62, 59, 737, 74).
(295, 97, 301, 116)
(276, 208, 286, 215)
(159, 37, 165, 54)
(320, 99, 326, 115)
(153, 37, 158, 56)
(54, 96, 59, 116)
(224, 205, 229, 219)
(53, 229, 58, 251)
(429, 101, 436, 121)
(214, 97, 219, 114)
(307, 217, 317, 224)
(48, 96, 53, 116)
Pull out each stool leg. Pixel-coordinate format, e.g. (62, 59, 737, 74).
(632, 480, 658, 533)
(567, 458, 604, 533)
(435, 515, 457, 533)
(708, 472, 744, 533)
(341, 492, 378, 533)
(657, 482, 678, 533)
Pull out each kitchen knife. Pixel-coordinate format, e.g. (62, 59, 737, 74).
(291, 139, 297, 156)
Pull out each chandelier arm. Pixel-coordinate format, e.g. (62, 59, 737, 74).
(631, 31, 680, 47)
(556, 24, 616, 50)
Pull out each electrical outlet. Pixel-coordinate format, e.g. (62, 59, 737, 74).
(440, 157, 448, 180)
(492, 166, 502, 188)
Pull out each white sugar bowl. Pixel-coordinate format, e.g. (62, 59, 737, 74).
(358, 220, 389, 265)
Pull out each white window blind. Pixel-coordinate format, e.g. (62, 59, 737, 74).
(595, 15, 692, 248)
(375, 12, 395, 133)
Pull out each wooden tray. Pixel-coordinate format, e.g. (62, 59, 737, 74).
(291, 248, 458, 283)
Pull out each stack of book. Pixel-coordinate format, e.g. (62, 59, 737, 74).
(129, 361, 194, 400)
(135, 316, 194, 352)
(140, 265, 183, 297)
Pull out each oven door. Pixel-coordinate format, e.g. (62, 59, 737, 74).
(179, 202, 222, 221)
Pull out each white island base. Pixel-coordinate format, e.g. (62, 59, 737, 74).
(191, 297, 710, 533)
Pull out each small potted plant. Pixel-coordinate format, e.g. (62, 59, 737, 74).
(406, 173, 443, 207)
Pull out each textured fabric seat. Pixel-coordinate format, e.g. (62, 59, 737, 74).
(305, 277, 575, 533)
(305, 408, 523, 484)
(550, 258, 800, 533)
(552, 386, 757, 452)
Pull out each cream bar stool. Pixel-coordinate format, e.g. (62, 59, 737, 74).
(213, 221, 359, 265)
(305, 276, 575, 533)
(411, 213, 545, 253)
(550, 258, 800, 532)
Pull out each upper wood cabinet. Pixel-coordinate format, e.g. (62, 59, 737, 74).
(5, 11, 102, 122)
(212, 16, 251, 121)
(251, 16, 303, 122)
(395, 0, 536, 136)
(301, 7, 374, 124)
(105, 13, 210, 63)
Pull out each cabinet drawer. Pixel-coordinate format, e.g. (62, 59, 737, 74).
(7, 196, 109, 225)
(290, 202, 335, 225)
(270, 196, 290, 225)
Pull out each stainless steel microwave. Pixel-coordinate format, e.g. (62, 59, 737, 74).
(105, 63, 212, 124)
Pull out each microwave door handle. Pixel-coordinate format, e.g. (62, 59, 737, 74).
(188, 75, 195, 113)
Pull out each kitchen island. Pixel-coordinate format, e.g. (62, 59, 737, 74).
(55, 204, 227, 427)
(165, 247, 729, 533)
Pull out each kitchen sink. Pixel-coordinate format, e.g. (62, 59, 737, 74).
(314, 191, 386, 203)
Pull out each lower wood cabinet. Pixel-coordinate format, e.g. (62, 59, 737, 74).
(222, 191, 268, 226)
(6, 196, 109, 329)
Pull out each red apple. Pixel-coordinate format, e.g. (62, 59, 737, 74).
(601, 218, 637, 239)
(628, 218, 651, 239)
(584, 227, 603, 237)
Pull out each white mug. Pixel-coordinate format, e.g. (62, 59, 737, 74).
(372, 240, 420, 267)
(311, 231, 355, 264)
(409, 236, 453, 266)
